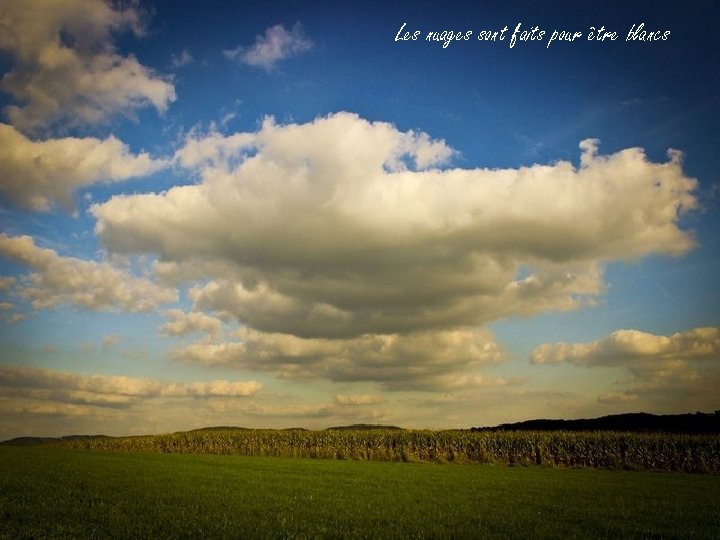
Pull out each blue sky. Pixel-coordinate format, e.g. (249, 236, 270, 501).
(0, 0, 718, 439)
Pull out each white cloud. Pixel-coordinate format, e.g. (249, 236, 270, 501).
(335, 394, 383, 406)
(597, 392, 639, 405)
(170, 48, 193, 68)
(224, 23, 312, 70)
(175, 128, 255, 169)
(95, 112, 697, 335)
(0, 234, 177, 312)
(0, 365, 261, 409)
(0, 0, 175, 133)
(0, 399, 103, 418)
(530, 327, 720, 367)
(0, 365, 416, 439)
(177, 380, 261, 398)
(0, 123, 167, 211)
(210, 398, 388, 422)
(0, 277, 16, 290)
(6, 313, 26, 324)
(0, 366, 264, 440)
(161, 309, 224, 339)
(171, 327, 504, 391)
(102, 334, 121, 349)
(531, 326, 720, 411)
(91, 112, 698, 391)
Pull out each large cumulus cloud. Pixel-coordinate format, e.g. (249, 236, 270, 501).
(91, 112, 698, 389)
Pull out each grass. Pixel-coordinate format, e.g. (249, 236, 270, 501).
(2, 446, 719, 538)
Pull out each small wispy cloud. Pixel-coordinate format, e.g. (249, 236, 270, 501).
(620, 97, 644, 107)
(170, 48, 194, 68)
(102, 334, 122, 349)
(224, 23, 312, 70)
(335, 394, 383, 406)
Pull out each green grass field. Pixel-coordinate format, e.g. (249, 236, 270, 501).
(2, 446, 719, 538)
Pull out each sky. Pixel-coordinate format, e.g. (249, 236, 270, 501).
(0, 0, 718, 439)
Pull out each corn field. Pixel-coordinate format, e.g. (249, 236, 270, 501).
(63, 429, 720, 474)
